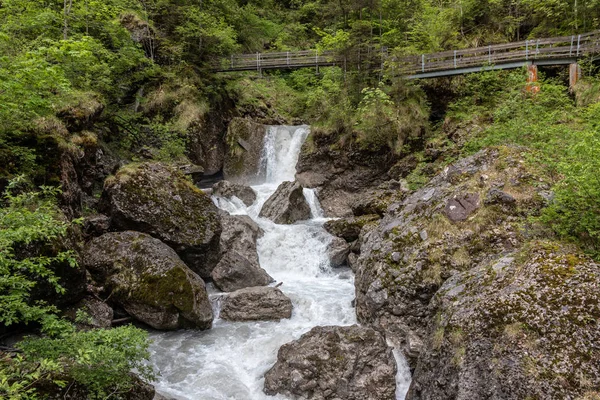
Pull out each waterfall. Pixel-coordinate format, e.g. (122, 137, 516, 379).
(148, 125, 411, 399)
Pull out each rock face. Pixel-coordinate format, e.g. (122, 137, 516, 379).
(323, 214, 380, 242)
(211, 214, 273, 292)
(100, 162, 222, 278)
(355, 148, 550, 367)
(212, 180, 256, 206)
(223, 118, 266, 182)
(264, 325, 397, 400)
(220, 286, 292, 321)
(327, 236, 351, 267)
(296, 129, 405, 217)
(259, 181, 311, 224)
(407, 243, 600, 400)
(83, 231, 213, 330)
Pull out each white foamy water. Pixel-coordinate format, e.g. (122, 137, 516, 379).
(149, 125, 411, 399)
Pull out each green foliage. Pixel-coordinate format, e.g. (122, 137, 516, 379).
(444, 71, 600, 259)
(19, 325, 154, 399)
(0, 179, 154, 399)
(0, 353, 63, 400)
(0, 178, 77, 329)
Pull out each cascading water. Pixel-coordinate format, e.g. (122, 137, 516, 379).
(148, 125, 411, 399)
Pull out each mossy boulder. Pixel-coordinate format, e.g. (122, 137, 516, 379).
(355, 148, 550, 367)
(223, 118, 266, 183)
(82, 231, 213, 330)
(100, 162, 221, 278)
(264, 325, 397, 400)
(407, 242, 600, 400)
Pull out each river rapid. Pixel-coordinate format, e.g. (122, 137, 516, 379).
(148, 125, 411, 399)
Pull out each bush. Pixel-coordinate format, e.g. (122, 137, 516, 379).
(0, 179, 154, 399)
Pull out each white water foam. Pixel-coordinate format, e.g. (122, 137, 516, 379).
(148, 125, 411, 399)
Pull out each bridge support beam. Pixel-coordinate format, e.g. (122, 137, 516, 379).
(526, 64, 539, 93)
(569, 63, 582, 91)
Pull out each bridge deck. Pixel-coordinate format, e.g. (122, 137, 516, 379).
(214, 31, 600, 78)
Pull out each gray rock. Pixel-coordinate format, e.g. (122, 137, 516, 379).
(212, 214, 272, 292)
(63, 296, 113, 329)
(82, 214, 111, 237)
(212, 251, 274, 292)
(259, 181, 311, 224)
(100, 162, 222, 279)
(220, 286, 293, 321)
(83, 231, 213, 330)
(223, 118, 266, 182)
(328, 236, 351, 267)
(407, 244, 600, 400)
(212, 180, 256, 206)
(485, 188, 516, 205)
(444, 192, 480, 222)
(264, 325, 397, 400)
(323, 214, 380, 242)
(354, 149, 548, 369)
(347, 252, 359, 272)
(219, 214, 263, 265)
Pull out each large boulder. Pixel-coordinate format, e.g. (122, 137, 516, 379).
(220, 286, 292, 321)
(212, 180, 256, 206)
(407, 243, 600, 400)
(327, 236, 351, 268)
(223, 118, 266, 182)
(82, 231, 213, 330)
(264, 325, 397, 400)
(211, 214, 273, 292)
(259, 181, 311, 224)
(354, 148, 551, 368)
(212, 251, 273, 292)
(100, 162, 222, 278)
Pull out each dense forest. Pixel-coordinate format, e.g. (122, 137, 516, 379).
(1, 0, 600, 398)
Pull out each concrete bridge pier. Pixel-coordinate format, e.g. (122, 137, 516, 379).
(570, 63, 582, 90)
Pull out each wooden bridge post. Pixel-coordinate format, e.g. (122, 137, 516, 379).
(526, 64, 539, 93)
(569, 63, 582, 91)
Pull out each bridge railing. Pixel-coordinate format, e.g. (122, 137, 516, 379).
(214, 30, 600, 75)
(214, 49, 338, 71)
(395, 31, 600, 75)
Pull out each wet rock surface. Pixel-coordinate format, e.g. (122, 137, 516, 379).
(296, 131, 401, 217)
(212, 180, 257, 206)
(83, 231, 213, 330)
(212, 214, 273, 291)
(223, 118, 266, 182)
(100, 162, 222, 278)
(327, 236, 351, 267)
(211, 250, 274, 292)
(264, 325, 397, 400)
(407, 243, 600, 400)
(259, 181, 311, 224)
(355, 148, 549, 368)
(220, 286, 292, 321)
